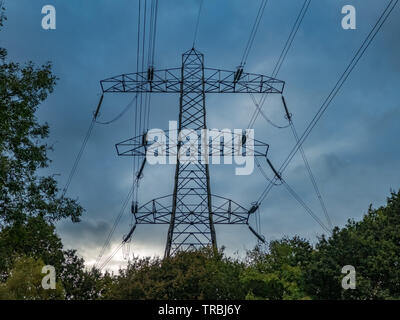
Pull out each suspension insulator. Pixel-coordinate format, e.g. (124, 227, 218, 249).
(131, 201, 138, 214)
(147, 66, 154, 81)
(281, 96, 292, 121)
(267, 158, 282, 181)
(136, 158, 146, 180)
(123, 224, 137, 242)
(234, 67, 244, 83)
(248, 204, 259, 214)
(241, 133, 247, 146)
(248, 225, 266, 243)
(142, 131, 148, 147)
(93, 94, 104, 119)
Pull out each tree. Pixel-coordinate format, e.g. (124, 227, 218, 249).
(0, 255, 65, 300)
(305, 190, 400, 300)
(0, 6, 83, 227)
(0, 7, 98, 300)
(0, 215, 64, 281)
(106, 248, 246, 300)
(0, 215, 110, 300)
(241, 237, 313, 300)
(60, 249, 113, 300)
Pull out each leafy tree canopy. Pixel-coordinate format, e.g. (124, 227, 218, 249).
(305, 190, 400, 300)
(106, 248, 246, 300)
(0, 7, 97, 300)
(0, 6, 83, 227)
(0, 255, 65, 300)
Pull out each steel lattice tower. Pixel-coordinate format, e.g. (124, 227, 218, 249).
(100, 47, 285, 257)
(166, 48, 216, 256)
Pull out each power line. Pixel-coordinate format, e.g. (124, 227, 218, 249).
(98, 242, 124, 271)
(95, 187, 133, 268)
(240, 0, 269, 67)
(249, 92, 290, 129)
(281, 0, 399, 175)
(247, 0, 311, 129)
(272, 0, 311, 77)
(241, 1, 310, 238)
(255, 157, 282, 186)
(62, 94, 138, 198)
(134, 0, 142, 183)
(145, 0, 159, 131)
(192, 0, 204, 47)
(61, 93, 102, 198)
(139, 0, 147, 141)
(98, 221, 137, 270)
(98, 0, 158, 268)
(279, 95, 332, 230)
(61, 119, 94, 198)
(257, 0, 399, 205)
(257, 157, 331, 234)
(95, 95, 138, 125)
(289, 117, 333, 230)
(281, 179, 332, 234)
(147, 0, 159, 67)
(151, 0, 159, 66)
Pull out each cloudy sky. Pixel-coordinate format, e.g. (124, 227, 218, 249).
(2, 0, 399, 272)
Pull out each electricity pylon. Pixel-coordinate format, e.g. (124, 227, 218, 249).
(100, 48, 284, 257)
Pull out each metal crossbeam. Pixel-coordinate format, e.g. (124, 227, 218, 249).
(101, 68, 285, 94)
(114, 131, 270, 158)
(134, 194, 250, 225)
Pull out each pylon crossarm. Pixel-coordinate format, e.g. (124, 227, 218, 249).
(134, 195, 173, 224)
(134, 194, 253, 225)
(115, 135, 147, 156)
(210, 195, 250, 224)
(115, 131, 270, 158)
(100, 68, 284, 94)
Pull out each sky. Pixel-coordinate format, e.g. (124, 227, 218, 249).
(1, 0, 399, 273)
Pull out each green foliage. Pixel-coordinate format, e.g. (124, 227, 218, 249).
(0, 216, 110, 300)
(304, 190, 400, 300)
(241, 237, 312, 300)
(0, 216, 63, 281)
(0, 255, 65, 300)
(0, 23, 83, 226)
(0, 9, 103, 300)
(106, 248, 246, 300)
(0, 4, 5, 29)
(1, 190, 399, 300)
(60, 249, 113, 300)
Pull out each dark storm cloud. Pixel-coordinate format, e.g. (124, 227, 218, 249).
(59, 219, 111, 250)
(2, 0, 399, 270)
